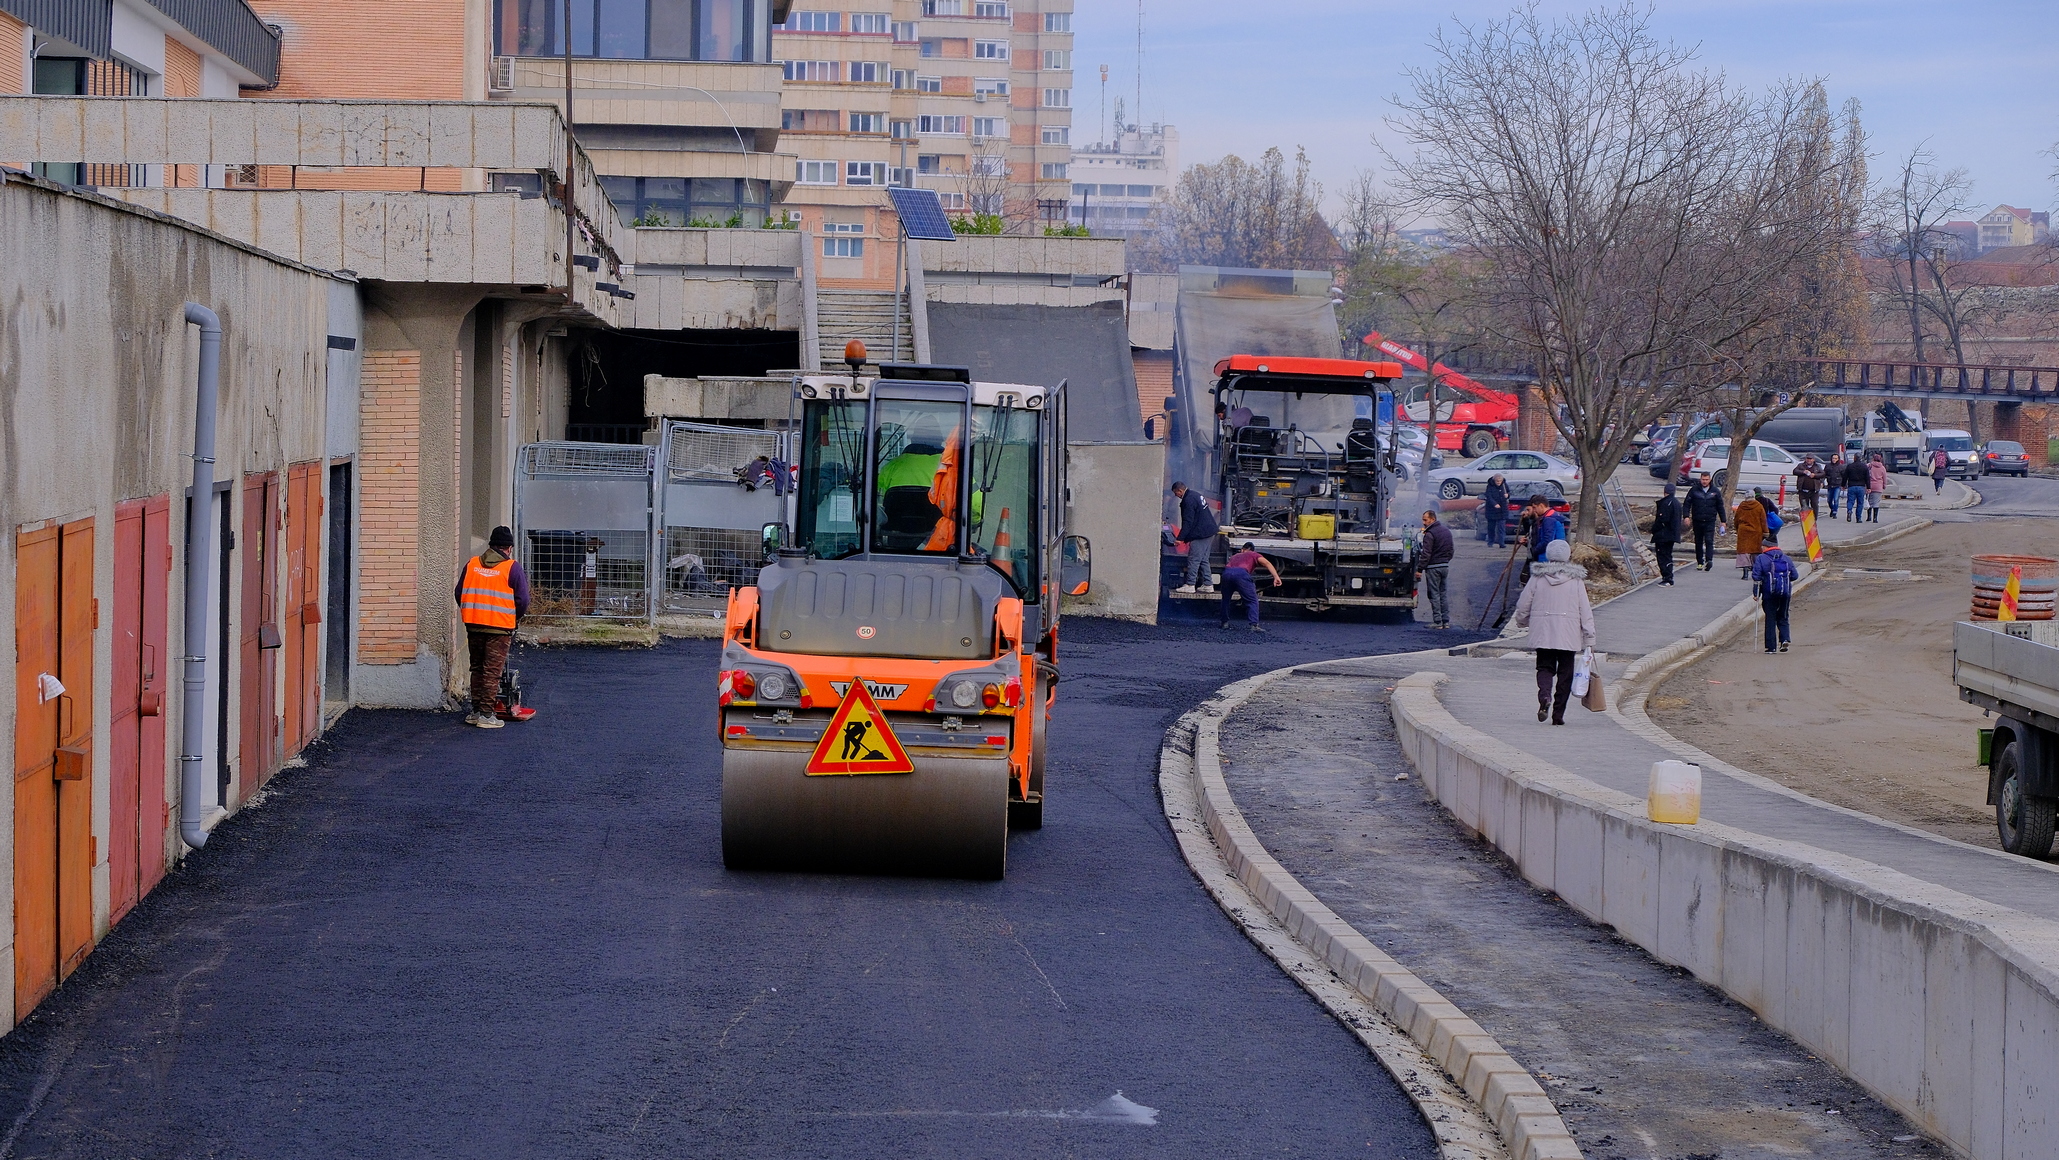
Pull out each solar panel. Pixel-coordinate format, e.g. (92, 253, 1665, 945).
(887, 186, 958, 241)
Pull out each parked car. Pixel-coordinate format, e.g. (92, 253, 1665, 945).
(1429, 449, 1580, 501)
(1392, 423, 1444, 471)
(1635, 424, 1679, 467)
(1981, 439, 2032, 477)
(1677, 438, 1800, 494)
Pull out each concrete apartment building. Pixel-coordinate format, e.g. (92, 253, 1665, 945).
(770, 0, 1075, 292)
(1067, 120, 1174, 240)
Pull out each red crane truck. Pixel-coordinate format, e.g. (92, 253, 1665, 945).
(1361, 332, 1519, 460)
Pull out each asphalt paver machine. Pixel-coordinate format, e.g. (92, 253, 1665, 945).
(1174, 354, 1417, 611)
(718, 350, 1086, 879)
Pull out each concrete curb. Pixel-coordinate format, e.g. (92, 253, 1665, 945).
(1160, 669, 1581, 1160)
(1386, 671, 2059, 1160)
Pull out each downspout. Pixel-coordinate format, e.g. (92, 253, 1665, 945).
(180, 303, 226, 849)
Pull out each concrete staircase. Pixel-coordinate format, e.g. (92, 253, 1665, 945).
(817, 289, 913, 366)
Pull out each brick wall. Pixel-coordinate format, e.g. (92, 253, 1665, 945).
(359, 350, 422, 663)
(246, 0, 466, 100)
(1133, 349, 1172, 433)
(0, 12, 24, 95)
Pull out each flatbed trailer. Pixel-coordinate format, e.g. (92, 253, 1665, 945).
(1954, 619, 2059, 857)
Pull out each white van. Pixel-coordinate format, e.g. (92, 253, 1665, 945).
(1923, 429, 1979, 480)
(1678, 438, 1800, 495)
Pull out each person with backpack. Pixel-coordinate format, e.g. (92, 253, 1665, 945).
(1760, 490, 1783, 547)
(1932, 447, 1950, 494)
(1752, 542, 1799, 653)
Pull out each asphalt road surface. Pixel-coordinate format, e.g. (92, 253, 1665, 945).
(0, 599, 1491, 1159)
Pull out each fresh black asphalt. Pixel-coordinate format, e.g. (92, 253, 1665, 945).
(0, 602, 1484, 1159)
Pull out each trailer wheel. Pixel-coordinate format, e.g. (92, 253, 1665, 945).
(1463, 429, 1497, 459)
(1996, 740, 2056, 858)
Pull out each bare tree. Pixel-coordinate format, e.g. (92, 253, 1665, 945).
(1386, 3, 1868, 540)
(1139, 146, 1338, 272)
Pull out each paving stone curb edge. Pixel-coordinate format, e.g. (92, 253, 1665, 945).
(1160, 668, 1582, 1160)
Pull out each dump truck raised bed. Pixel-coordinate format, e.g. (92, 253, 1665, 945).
(1170, 354, 1416, 610)
(718, 355, 1086, 879)
(1955, 619, 2059, 856)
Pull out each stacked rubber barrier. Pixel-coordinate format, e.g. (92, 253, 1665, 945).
(1971, 554, 2056, 620)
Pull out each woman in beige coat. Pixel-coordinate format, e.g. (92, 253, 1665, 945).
(1512, 539, 1597, 725)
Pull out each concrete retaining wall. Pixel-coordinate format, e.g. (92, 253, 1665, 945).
(1390, 672, 2059, 1160)
(1062, 440, 1164, 623)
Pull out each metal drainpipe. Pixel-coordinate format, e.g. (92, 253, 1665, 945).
(179, 302, 225, 849)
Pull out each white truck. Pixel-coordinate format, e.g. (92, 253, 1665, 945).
(1923, 428, 1980, 481)
(1862, 402, 1926, 474)
(1955, 620, 2059, 856)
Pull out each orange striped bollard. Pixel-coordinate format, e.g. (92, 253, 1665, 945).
(2001, 564, 2022, 622)
(1800, 509, 1821, 562)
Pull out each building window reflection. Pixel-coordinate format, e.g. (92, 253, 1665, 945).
(495, 0, 764, 62)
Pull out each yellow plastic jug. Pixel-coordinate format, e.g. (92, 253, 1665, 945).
(1648, 760, 1701, 824)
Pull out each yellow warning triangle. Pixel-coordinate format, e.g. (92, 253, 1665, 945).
(805, 678, 916, 776)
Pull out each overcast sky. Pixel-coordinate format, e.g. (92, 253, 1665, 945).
(1072, 0, 2058, 223)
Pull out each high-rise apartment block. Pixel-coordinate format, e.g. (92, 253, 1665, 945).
(772, 0, 1074, 286)
(1069, 122, 1175, 241)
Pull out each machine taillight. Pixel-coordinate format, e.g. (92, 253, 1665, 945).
(1004, 676, 1022, 707)
(981, 684, 1001, 709)
(733, 670, 756, 699)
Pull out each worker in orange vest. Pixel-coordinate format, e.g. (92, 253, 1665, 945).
(455, 526, 530, 729)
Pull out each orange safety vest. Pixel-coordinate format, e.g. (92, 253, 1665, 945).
(459, 555, 519, 630)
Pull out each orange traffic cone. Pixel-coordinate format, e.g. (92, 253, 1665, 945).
(993, 508, 1013, 576)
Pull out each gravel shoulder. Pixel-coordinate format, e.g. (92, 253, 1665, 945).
(1219, 671, 1945, 1160)
(1649, 520, 2043, 852)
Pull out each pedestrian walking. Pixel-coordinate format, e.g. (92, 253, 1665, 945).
(1866, 454, 1887, 523)
(1843, 455, 1870, 522)
(1651, 483, 1682, 585)
(1512, 539, 1596, 726)
(1482, 474, 1510, 548)
(1795, 454, 1824, 517)
(1931, 447, 1949, 494)
(1520, 494, 1566, 562)
(1418, 509, 1455, 628)
(1752, 542, 1799, 653)
(1825, 452, 1845, 519)
(455, 526, 530, 729)
(1218, 541, 1282, 632)
(1170, 482, 1220, 593)
(1686, 472, 1723, 571)
(1760, 490, 1783, 547)
(1732, 489, 1768, 578)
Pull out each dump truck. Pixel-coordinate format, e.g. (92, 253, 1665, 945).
(718, 354, 1085, 879)
(1170, 354, 1416, 610)
(1955, 619, 2059, 857)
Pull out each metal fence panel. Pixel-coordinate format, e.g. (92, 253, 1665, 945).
(659, 421, 791, 613)
(515, 441, 655, 620)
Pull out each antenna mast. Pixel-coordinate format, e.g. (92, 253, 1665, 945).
(1099, 64, 1109, 146)
(1134, 0, 1144, 132)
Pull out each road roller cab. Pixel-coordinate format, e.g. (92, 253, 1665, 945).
(718, 360, 1085, 878)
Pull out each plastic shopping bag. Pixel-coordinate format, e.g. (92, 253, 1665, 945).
(1570, 648, 1594, 697)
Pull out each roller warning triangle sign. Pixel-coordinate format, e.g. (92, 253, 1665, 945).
(805, 678, 916, 776)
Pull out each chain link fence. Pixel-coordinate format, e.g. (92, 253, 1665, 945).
(660, 422, 789, 614)
(514, 442, 656, 620)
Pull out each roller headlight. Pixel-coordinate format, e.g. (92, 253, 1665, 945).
(757, 672, 788, 701)
(949, 681, 979, 709)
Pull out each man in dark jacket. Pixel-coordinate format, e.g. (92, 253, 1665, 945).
(1418, 509, 1456, 628)
(455, 526, 532, 728)
(1651, 483, 1682, 586)
(1520, 495, 1565, 562)
(1841, 456, 1870, 522)
(1170, 482, 1220, 593)
(1825, 453, 1846, 518)
(1795, 455, 1824, 517)
(1684, 472, 1724, 571)
(1481, 475, 1511, 548)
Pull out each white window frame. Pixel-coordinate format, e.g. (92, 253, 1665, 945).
(796, 159, 839, 185)
(971, 116, 1004, 138)
(1041, 162, 1069, 179)
(973, 1, 1008, 17)
(1042, 49, 1070, 70)
(1043, 12, 1070, 32)
(974, 39, 1008, 60)
(918, 114, 967, 136)
(850, 112, 885, 134)
(782, 60, 840, 82)
(850, 60, 886, 83)
(845, 161, 888, 186)
(824, 236, 866, 258)
(916, 75, 942, 93)
(973, 77, 1008, 95)
(971, 152, 1008, 175)
(1041, 126, 1069, 145)
(1041, 88, 1070, 108)
(892, 21, 918, 41)
(784, 11, 840, 32)
(849, 12, 889, 34)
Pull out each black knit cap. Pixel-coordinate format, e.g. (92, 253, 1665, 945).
(489, 525, 515, 548)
